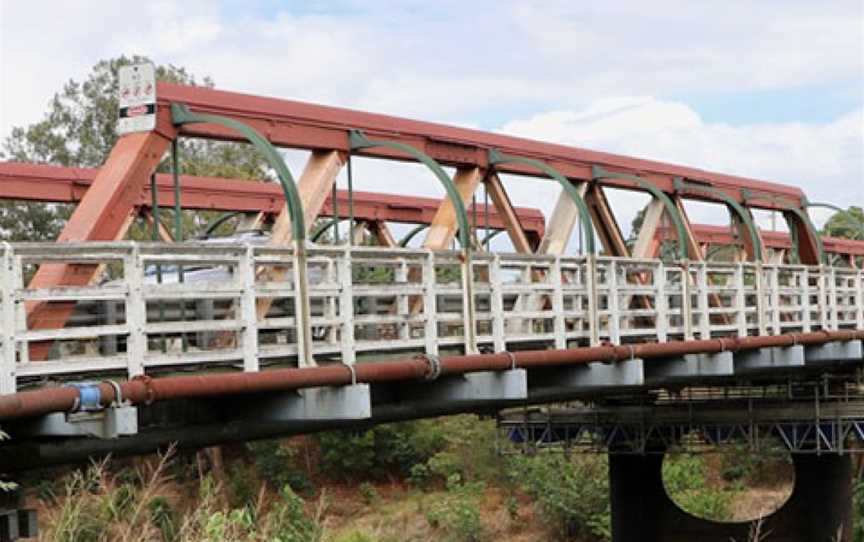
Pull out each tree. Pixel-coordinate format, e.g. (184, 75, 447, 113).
(0, 55, 272, 241)
(821, 206, 864, 241)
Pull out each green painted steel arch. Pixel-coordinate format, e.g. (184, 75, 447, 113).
(594, 166, 690, 261)
(349, 130, 472, 251)
(489, 149, 596, 255)
(171, 103, 307, 241)
(673, 177, 764, 262)
(399, 224, 429, 247)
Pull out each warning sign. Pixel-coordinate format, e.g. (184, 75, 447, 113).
(117, 64, 156, 134)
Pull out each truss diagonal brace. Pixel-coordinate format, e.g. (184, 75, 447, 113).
(489, 149, 596, 255)
(593, 166, 689, 260)
(740, 189, 825, 264)
(673, 177, 763, 262)
(786, 206, 826, 264)
(349, 130, 473, 251)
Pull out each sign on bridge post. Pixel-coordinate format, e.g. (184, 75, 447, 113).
(117, 63, 156, 134)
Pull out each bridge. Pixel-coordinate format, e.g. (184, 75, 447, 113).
(0, 65, 862, 541)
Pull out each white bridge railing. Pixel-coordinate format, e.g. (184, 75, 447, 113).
(1, 241, 862, 393)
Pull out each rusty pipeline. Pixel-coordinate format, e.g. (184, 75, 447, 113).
(0, 330, 861, 421)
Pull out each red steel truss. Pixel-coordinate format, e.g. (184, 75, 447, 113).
(13, 81, 853, 345)
(0, 161, 545, 239)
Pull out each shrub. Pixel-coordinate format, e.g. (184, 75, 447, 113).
(408, 463, 433, 488)
(421, 415, 501, 485)
(425, 474, 484, 542)
(227, 461, 260, 508)
(316, 421, 446, 480)
(359, 482, 381, 506)
(509, 453, 610, 541)
(663, 454, 733, 522)
(427, 451, 463, 481)
(247, 439, 313, 495)
(147, 495, 178, 540)
(175, 476, 327, 542)
(265, 485, 326, 542)
(719, 442, 789, 485)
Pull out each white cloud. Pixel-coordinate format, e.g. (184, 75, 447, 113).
(499, 98, 864, 232)
(2, 0, 862, 136)
(0, 0, 861, 243)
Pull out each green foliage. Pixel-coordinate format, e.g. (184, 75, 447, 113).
(425, 474, 484, 542)
(332, 531, 378, 542)
(509, 453, 610, 541)
(435, 264, 462, 283)
(359, 482, 381, 505)
(408, 462, 433, 488)
(425, 415, 501, 484)
(147, 495, 178, 541)
(50, 462, 138, 542)
(43, 450, 329, 542)
(247, 439, 313, 495)
(316, 421, 446, 480)
(0, 55, 270, 242)
(352, 264, 395, 284)
(177, 476, 327, 542)
(226, 461, 260, 508)
(822, 206, 864, 240)
(505, 495, 520, 522)
(663, 454, 733, 522)
(719, 443, 789, 486)
(266, 485, 326, 542)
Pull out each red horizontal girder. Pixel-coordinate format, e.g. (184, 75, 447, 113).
(0, 161, 545, 238)
(157, 82, 805, 211)
(658, 224, 864, 257)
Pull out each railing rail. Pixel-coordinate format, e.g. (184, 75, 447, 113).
(1, 241, 862, 392)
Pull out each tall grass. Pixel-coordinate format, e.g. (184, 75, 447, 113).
(42, 445, 328, 542)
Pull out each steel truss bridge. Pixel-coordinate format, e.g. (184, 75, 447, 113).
(0, 69, 862, 541)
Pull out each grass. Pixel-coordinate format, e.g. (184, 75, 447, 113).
(19, 416, 846, 542)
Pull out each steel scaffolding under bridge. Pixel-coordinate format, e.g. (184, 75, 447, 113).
(0, 65, 863, 541)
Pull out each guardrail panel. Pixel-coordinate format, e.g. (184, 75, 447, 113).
(2, 241, 862, 390)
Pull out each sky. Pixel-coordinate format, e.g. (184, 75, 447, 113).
(0, 0, 862, 241)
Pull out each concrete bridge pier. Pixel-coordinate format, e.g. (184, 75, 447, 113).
(609, 452, 853, 542)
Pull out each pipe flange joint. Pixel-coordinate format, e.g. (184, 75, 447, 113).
(102, 380, 123, 406)
(132, 374, 156, 405)
(499, 351, 518, 371)
(416, 353, 442, 380)
(66, 382, 102, 413)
